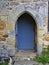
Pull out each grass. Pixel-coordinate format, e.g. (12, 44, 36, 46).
(35, 45, 49, 65)
(0, 62, 8, 65)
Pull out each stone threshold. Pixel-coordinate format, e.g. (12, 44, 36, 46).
(15, 50, 36, 61)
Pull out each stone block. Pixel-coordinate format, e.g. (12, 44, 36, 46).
(8, 49, 15, 56)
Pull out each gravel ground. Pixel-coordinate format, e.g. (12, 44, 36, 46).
(14, 60, 49, 65)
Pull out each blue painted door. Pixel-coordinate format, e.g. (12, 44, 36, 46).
(16, 13, 35, 50)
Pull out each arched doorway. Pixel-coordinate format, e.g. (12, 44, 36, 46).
(15, 13, 37, 51)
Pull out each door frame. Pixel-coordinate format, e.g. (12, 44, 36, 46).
(16, 13, 37, 51)
(15, 11, 37, 52)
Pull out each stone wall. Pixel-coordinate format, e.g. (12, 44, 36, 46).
(0, 0, 48, 56)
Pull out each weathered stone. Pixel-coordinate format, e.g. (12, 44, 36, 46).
(0, 0, 48, 58)
(9, 2, 19, 6)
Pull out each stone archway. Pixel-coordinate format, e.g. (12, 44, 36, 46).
(8, 4, 44, 55)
